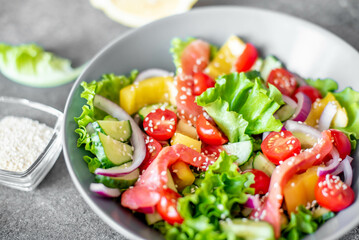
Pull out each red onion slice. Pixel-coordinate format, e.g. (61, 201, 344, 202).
(134, 68, 172, 82)
(90, 183, 121, 198)
(93, 95, 146, 177)
(284, 120, 322, 139)
(262, 131, 271, 141)
(282, 95, 297, 109)
(293, 73, 308, 86)
(332, 155, 353, 186)
(244, 194, 261, 209)
(290, 92, 312, 122)
(318, 102, 337, 131)
(317, 148, 340, 176)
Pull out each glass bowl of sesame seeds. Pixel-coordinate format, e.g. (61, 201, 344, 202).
(0, 96, 63, 191)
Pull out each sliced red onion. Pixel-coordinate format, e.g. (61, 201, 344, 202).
(85, 122, 95, 135)
(134, 68, 172, 82)
(137, 206, 156, 214)
(284, 120, 322, 139)
(318, 102, 337, 131)
(290, 92, 312, 122)
(90, 183, 121, 198)
(244, 194, 261, 209)
(332, 155, 353, 186)
(317, 148, 340, 176)
(293, 73, 308, 86)
(93, 95, 146, 177)
(282, 95, 297, 109)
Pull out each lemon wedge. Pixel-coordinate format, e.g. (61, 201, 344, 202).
(90, 0, 198, 27)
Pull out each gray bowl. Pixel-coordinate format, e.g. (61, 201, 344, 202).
(63, 6, 359, 240)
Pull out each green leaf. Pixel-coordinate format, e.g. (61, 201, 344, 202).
(164, 152, 255, 240)
(196, 72, 283, 142)
(333, 87, 359, 148)
(306, 78, 338, 97)
(74, 71, 137, 170)
(0, 43, 86, 87)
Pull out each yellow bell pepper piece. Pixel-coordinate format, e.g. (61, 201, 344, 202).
(305, 92, 348, 128)
(204, 35, 246, 79)
(119, 76, 176, 115)
(170, 132, 201, 152)
(171, 161, 195, 191)
(283, 166, 319, 214)
(176, 119, 198, 140)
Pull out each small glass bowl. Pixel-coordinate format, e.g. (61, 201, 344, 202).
(0, 96, 63, 191)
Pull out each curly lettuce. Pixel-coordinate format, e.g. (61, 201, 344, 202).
(196, 72, 283, 142)
(0, 43, 85, 87)
(157, 151, 255, 239)
(74, 70, 137, 172)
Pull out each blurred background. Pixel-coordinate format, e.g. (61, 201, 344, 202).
(0, 0, 358, 239)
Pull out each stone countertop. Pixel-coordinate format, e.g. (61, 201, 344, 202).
(0, 0, 358, 239)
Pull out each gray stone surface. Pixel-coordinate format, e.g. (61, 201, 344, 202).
(0, 0, 358, 239)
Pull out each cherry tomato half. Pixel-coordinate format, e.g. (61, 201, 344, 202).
(156, 188, 184, 225)
(235, 43, 258, 73)
(139, 135, 162, 172)
(293, 86, 322, 103)
(261, 131, 301, 165)
(143, 109, 177, 141)
(267, 68, 297, 97)
(196, 114, 228, 145)
(329, 129, 351, 159)
(315, 174, 355, 212)
(243, 169, 270, 195)
(193, 72, 216, 96)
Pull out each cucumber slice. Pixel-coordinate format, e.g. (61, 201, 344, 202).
(220, 218, 275, 240)
(260, 55, 283, 81)
(240, 156, 254, 171)
(138, 103, 176, 120)
(95, 164, 139, 189)
(250, 57, 263, 72)
(253, 152, 276, 176)
(92, 120, 132, 142)
(291, 131, 317, 149)
(145, 212, 163, 225)
(276, 104, 296, 122)
(223, 140, 253, 166)
(92, 132, 133, 168)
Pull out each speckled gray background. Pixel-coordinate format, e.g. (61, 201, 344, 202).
(0, 0, 358, 239)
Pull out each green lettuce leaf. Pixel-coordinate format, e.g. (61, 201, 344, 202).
(333, 87, 359, 148)
(162, 151, 255, 240)
(280, 206, 334, 240)
(74, 71, 137, 170)
(306, 78, 338, 97)
(196, 72, 283, 142)
(170, 38, 218, 73)
(0, 43, 85, 87)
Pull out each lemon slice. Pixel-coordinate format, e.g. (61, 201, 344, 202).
(204, 35, 246, 79)
(90, 0, 198, 27)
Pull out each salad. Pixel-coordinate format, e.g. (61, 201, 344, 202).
(75, 35, 359, 240)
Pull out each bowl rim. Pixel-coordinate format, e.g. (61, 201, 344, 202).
(0, 96, 63, 177)
(62, 5, 359, 240)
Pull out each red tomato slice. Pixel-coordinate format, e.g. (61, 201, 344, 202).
(235, 43, 258, 72)
(251, 130, 333, 238)
(267, 68, 297, 97)
(243, 169, 270, 195)
(329, 129, 351, 159)
(315, 174, 354, 212)
(181, 39, 210, 76)
(176, 74, 204, 126)
(293, 86, 322, 103)
(143, 109, 177, 141)
(201, 144, 224, 160)
(196, 114, 228, 145)
(156, 188, 184, 225)
(139, 135, 162, 172)
(261, 131, 301, 165)
(193, 72, 215, 96)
